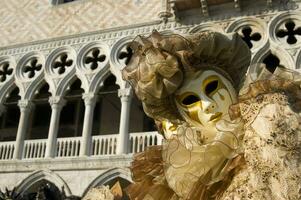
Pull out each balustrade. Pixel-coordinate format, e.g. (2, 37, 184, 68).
(56, 137, 81, 157)
(0, 141, 15, 160)
(91, 134, 118, 156)
(129, 131, 164, 153)
(23, 139, 47, 159)
(0, 131, 164, 160)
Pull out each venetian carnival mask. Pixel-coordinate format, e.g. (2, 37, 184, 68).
(175, 70, 237, 128)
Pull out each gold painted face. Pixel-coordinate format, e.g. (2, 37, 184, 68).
(162, 120, 178, 139)
(175, 70, 237, 128)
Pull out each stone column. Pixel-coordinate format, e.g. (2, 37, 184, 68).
(80, 93, 97, 156)
(117, 88, 132, 154)
(45, 97, 66, 158)
(13, 100, 33, 159)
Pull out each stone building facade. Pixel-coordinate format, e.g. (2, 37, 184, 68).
(0, 0, 300, 198)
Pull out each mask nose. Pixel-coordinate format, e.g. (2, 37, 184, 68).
(202, 100, 217, 114)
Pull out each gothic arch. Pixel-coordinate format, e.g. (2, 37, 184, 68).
(16, 170, 71, 196)
(44, 46, 77, 97)
(189, 23, 224, 33)
(251, 45, 295, 70)
(268, 11, 301, 49)
(109, 36, 135, 89)
(82, 168, 132, 197)
(76, 41, 110, 94)
(0, 56, 16, 104)
(15, 51, 45, 100)
(226, 17, 268, 52)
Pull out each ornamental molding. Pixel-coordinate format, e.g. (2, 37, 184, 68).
(0, 10, 291, 57)
(0, 9, 299, 103)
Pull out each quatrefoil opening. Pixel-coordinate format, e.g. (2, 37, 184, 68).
(53, 53, 73, 75)
(118, 45, 133, 65)
(23, 58, 42, 79)
(276, 20, 301, 45)
(0, 62, 13, 83)
(84, 48, 106, 70)
(241, 26, 262, 49)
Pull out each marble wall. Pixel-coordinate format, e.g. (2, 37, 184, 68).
(0, 0, 161, 48)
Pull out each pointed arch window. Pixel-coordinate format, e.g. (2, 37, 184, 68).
(0, 86, 20, 142)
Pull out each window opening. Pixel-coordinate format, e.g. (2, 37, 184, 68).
(92, 75, 120, 136)
(58, 79, 84, 138)
(27, 83, 51, 140)
(129, 94, 156, 133)
(0, 86, 20, 141)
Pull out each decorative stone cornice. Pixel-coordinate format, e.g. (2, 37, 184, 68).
(0, 9, 299, 105)
(0, 8, 296, 57)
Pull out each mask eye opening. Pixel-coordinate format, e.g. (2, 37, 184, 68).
(181, 94, 200, 106)
(205, 80, 218, 96)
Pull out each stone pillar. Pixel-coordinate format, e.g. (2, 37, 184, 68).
(13, 100, 33, 159)
(80, 93, 97, 156)
(45, 97, 66, 158)
(117, 88, 132, 154)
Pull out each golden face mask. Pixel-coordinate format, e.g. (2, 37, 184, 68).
(175, 70, 237, 128)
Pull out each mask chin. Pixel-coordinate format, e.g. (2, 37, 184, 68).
(175, 69, 237, 128)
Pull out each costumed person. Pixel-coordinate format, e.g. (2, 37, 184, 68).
(122, 30, 301, 200)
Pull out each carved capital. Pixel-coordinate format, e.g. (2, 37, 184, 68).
(18, 100, 34, 112)
(82, 93, 97, 106)
(49, 96, 66, 110)
(118, 88, 132, 102)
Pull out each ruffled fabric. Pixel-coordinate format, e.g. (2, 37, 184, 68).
(122, 31, 251, 200)
(126, 146, 177, 200)
(229, 64, 301, 121)
(122, 31, 190, 123)
(162, 120, 244, 199)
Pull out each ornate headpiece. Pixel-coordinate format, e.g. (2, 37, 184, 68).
(122, 31, 251, 123)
